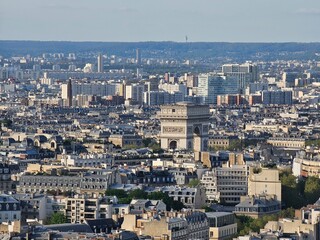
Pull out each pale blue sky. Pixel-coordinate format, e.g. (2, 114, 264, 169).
(0, 0, 320, 42)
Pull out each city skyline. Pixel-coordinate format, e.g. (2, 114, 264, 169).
(1, 0, 320, 42)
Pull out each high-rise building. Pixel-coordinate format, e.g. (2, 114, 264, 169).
(143, 91, 183, 106)
(136, 48, 141, 65)
(185, 74, 198, 88)
(71, 82, 117, 96)
(52, 64, 60, 71)
(61, 78, 73, 107)
(97, 54, 103, 73)
(197, 73, 239, 104)
(158, 83, 187, 96)
(262, 90, 293, 105)
(246, 82, 268, 94)
(282, 72, 300, 87)
(222, 63, 259, 91)
(66, 78, 72, 107)
(83, 63, 94, 73)
(125, 83, 144, 104)
(68, 53, 76, 60)
(68, 64, 76, 71)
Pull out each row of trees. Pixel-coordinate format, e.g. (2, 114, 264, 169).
(105, 189, 185, 211)
(237, 208, 295, 235)
(237, 169, 318, 236)
(281, 170, 320, 209)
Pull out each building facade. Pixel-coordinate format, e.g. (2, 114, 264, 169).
(267, 137, 305, 149)
(206, 212, 237, 240)
(0, 194, 21, 224)
(201, 164, 249, 205)
(159, 102, 210, 152)
(248, 167, 282, 201)
(197, 74, 239, 104)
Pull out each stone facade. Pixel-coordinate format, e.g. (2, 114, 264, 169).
(206, 212, 237, 240)
(248, 167, 282, 201)
(159, 102, 210, 152)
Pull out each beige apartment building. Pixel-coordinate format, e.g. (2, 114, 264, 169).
(122, 211, 209, 240)
(267, 137, 305, 149)
(206, 212, 237, 240)
(248, 167, 282, 201)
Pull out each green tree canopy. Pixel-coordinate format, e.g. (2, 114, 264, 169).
(171, 200, 185, 211)
(128, 189, 148, 200)
(188, 179, 200, 187)
(105, 189, 128, 199)
(47, 212, 67, 225)
(304, 176, 320, 203)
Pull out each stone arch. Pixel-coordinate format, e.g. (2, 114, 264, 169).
(51, 141, 56, 149)
(194, 126, 201, 136)
(169, 140, 177, 150)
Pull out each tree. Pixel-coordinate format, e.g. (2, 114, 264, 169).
(304, 177, 320, 204)
(142, 138, 152, 147)
(128, 189, 148, 200)
(279, 207, 295, 218)
(105, 189, 128, 199)
(202, 206, 213, 212)
(171, 200, 185, 211)
(148, 192, 173, 211)
(306, 139, 320, 148)
(236, 214, 278, 235)
(280, 171, 305, 209)
(0, 118, 12, 128)
(47, 212, 67, 225)
(227, 140, 243, 151)
(148, 191, 167, 200)
(63, 139, 72, 146)
(149, 142, 163, 153)
(118, 197, 132, 204)
(188, 179, 200, 187)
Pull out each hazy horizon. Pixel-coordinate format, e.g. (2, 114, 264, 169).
(1, 0, 320, 42)
(1, 40, 320, 44)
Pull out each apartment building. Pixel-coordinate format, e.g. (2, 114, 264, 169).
(201, 164, 249, 205)
(248, 167, 282, 201)
(64, 195, 117, 223)
(206, 212, 237, 240)
(267, 137, 305, 149)
(17, 169, 121, 195)
(160, 185, 206, 209)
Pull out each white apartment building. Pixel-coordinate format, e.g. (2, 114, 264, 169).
(60, 153, 114, 168)
(158, 83, 187, 96)
(125, 83, 144, 104)
(201, 164, 249, 204)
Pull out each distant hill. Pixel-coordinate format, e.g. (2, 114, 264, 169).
(1, 41, 320, 61)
